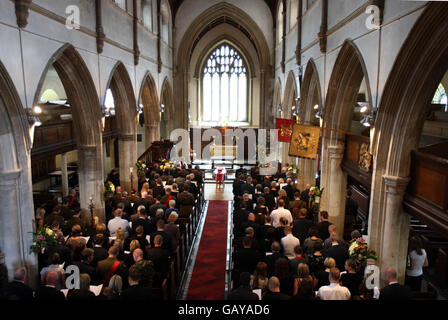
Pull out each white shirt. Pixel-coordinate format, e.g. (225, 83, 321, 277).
(281, 234, 301, 259)
(406, 249, 427, 277)
(108, 217, 130, 238)
(318, 283, 351, 300)
(270, 207, 292, 227)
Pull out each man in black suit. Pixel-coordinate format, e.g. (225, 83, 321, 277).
(233, 237, 262, 274)
(149, 196, 166, 219)
(300, 184, 311, 204)
(114, 192, 133, 219)
(228, 272, 259, 300)
(35, 271, 66, 301)
(148, 235, 171, 288)
(292, 208, 316, 246)
(379, 267, 412, 300)
(47, 232, 71, 266)
(152, 179, 165, 199)
(264, 242, 286, 277)
(240, 177, 255, 197)
(241, 213, 261, 241)
(4, 267, 34, 301)
(132, 207, 153, 236)
(324, 234, 349, 271)
(283, 178, 296, 201)
(74, 248, 98, 285)
(150, 219, 172, 251)
(120, 265, 152, 301)
(316, 211, 332, 241)
(263, 276, 292, 300)
(262, 187, 276, 212)
(92, 235, 109, 268)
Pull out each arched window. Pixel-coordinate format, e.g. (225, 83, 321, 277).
(142, 0, 153, 31)
(201, 44, 248, 124)
(433, 83, 447, 105)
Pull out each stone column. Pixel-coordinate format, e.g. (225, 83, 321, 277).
(297, 157, 317, 191)
(0, 169, 35, 282)
(327, 144, 346, 238)
(118, 134, 137, 193)
(78, 145, 105, 222)
(145, 123, 159, 147)
(380, 175, 411, 284)
(61, 153, 69, 197)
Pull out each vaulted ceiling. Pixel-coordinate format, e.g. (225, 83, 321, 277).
(168, 0, 278, 21)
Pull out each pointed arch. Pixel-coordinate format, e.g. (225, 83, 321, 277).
(283, 71, 298, 119)
(369, 2, 448, 283)
(33, 44, 104, 219)
(299, 58, 322, 125)
(0, 59, 36, 283)
(139, 71, 160, 126)
(105, 62, 138, 192)
(319, 39, 373, 241)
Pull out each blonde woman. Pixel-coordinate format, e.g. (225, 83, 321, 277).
(315, 257, 336, 288)
(140, 182, 150, 199)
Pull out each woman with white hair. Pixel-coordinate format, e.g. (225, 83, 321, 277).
(164, 212, 180, 251)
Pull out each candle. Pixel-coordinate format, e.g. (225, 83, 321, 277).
(130, 167, 134, 173)
(89, 195, 93, 201)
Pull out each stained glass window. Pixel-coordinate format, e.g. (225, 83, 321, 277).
(201, 44, 248, 123)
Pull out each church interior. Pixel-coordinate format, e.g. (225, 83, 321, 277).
(0, 0, 448, 302)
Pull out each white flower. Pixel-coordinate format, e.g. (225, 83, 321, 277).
(349, 241, 357, 255)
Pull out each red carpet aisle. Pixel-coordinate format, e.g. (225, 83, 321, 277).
(186, 200, 228, 300)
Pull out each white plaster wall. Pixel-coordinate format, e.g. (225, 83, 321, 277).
(327, 0, 366, 30)
(174, 0, 274, 55)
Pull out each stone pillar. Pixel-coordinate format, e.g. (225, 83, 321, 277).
(78, 145, 105, 222)
(297, 157, 317, 191)
(145, 123, 159, 147)
(118, 134, 137, 193)
(0, 169, 36, 282)
(61, 153, 69, 197)
(380, 175, 411, 284)
(327, 144, 346, 238)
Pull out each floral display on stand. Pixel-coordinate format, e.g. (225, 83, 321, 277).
(310, 186, 324, 204)
(286, 164, 299, 180)
(30, 226, 57, 254)
(160, 159, 173, 171)
(136, 160, 146, 174)
(104, 181, 115, 197)
(348, 237, 378, 266)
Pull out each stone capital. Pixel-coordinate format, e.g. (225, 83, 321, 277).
(0, 169, 21, 189)
(119, 133, 136, 142)
(327, 145, 345, 159)
(382, 175, 411, 196)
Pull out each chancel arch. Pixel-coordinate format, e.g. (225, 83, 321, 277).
(32, 44, 104, 221)
(296, 59, 323, 191)
(0, 60, 36, 283)
(104, 62, 138, 193)
(139, 72, 160, 148)
(320, 40, 373, 241)
(175, 2, 272, 130)
(369, 2, 448, 284)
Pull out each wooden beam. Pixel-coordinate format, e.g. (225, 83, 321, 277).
(95, 0, 105, 54)
(318, 0, 328, 54)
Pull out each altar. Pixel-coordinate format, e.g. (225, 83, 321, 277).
(210, 145, 237, 168)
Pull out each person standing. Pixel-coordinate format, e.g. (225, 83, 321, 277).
(405, 236, 428, 291)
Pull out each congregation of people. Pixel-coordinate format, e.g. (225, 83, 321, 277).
(0, 162, 204, 301)
(228, 164, 428, 301)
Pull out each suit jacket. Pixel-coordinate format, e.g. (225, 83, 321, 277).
(379, 283, 412, 300)
(132, 217, 154, 236)
(74, 261, 97, 284)
(120, 284, 152, 301)
(178, 191, 195, 218)
(47, 243, 72, 266)
(5, 281, 34, 301)
(96, 257, 128, 285)
(35, 286, 66, 301)
(92, 246, 109, 267)
(148, 247, 171, 278)
(262, 291, 292, 300)
(324, 245, 350, 271)
(152, 185, 165, 199)
(292, 218, 316, 245)
(149, 203, 167, 218)
(150, 230, 172, 252)
(228, 285, 259, 300)
(67, 289, 96, 301)
(317, 221, 332, 241)
(233, 248, 262, 274)
(265, 252, 287, 277)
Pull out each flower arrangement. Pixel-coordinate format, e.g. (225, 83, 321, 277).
(136, 160, 146, 174)
(348, 237, 378, 265)
(309, 186, 324, 204)
(160, 159, 173, 171)
(287, 164, 299, 180)
(104, 181, 115, 196)
(30, 226, 57, 254)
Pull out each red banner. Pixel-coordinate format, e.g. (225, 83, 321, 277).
(276, 118, 295, 142)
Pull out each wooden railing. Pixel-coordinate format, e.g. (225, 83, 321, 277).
(404, 142, 448, 235)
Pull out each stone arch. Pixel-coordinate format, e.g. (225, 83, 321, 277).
(175, 2, 272, 129)
(283, 71, 298, 119)
(273, 78, 282, 118)
(296, 58, 324, 191)
(160, 77, 174, 140)
(369, 2, 448, 283)
(139, 71, 160, 148)
(33, 44, 104, 221)
(319, 39, 373, 239)
(0, 60, 36, 284)
(105, 62, 138, 192)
